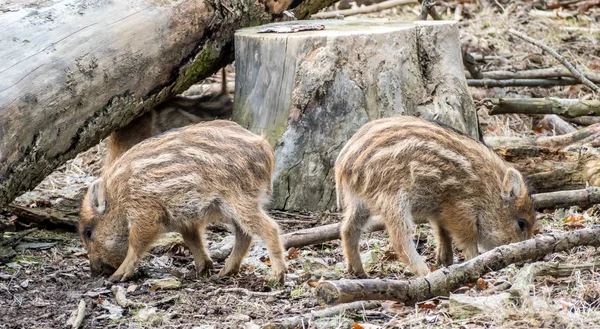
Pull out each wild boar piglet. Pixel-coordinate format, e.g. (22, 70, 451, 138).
(334, 116, 537, 277)
(79, 120, 286, 284)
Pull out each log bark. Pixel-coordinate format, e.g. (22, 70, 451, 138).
(485, 98, 600, 118)
(234, 19, 479, 211)
(314, 228, 600, 305)
(0, 0, 338, 210)
(480, 68, 600, 83)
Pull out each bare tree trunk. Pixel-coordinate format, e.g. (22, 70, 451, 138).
(0, 0, 337, 209)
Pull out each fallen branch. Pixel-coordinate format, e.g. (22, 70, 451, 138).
(467, 78, 580, 88)
(314, 228, 600, 305)
(205, 287, 284, 298)
(261, 301, 381, 329)
(311, 0, 418, 19)
(485, 98, 600, 118)
(531, 187, 600, 209)
(417, 0, 441, 20)
(508, 29, 600, 93)
(483, 123, 600, 149)
(480, 68, 600, 83)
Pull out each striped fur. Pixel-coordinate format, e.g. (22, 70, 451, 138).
(79, 120, 286, 284)
(335, 116, 537, 277)
(104, 68, 233, 167)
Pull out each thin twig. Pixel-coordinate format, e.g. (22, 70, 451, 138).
(508, 29, 600, 93)
(468, 78, 580, 87)
(205, 287, 284, 298)
(311, 0, 418, 19)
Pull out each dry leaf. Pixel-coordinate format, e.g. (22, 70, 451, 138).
(287, 247, 300, 260)
(417, 301, 437, 309)
(381, 300, 405, 313)
(382, 249, 398, 262)
(476, 278, 487, 290)
(264, 257, 271, 265)
(353, 323, 364, 329)
(563, 214, 585, 229)
(306, 279, 319, 288)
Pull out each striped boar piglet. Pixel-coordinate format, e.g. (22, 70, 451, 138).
(79, 120, 287, 284)
(334, 116, 537, 277)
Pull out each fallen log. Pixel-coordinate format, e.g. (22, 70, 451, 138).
(485, 98, 600, 118)
(314, 227, 600, 305)
(0, 0, 338, 210)
(467, 78, 580, 87)
(480, 68, 600, 83)
(531, 187, 600, 210)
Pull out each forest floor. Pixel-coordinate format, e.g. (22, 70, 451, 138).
(2, 1, 600, 328)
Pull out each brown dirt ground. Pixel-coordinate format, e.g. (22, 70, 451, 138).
(2, 1, 600, 328)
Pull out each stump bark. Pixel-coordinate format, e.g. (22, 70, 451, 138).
(233, 19, 478, 211)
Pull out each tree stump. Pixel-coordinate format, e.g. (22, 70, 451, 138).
(233, 19, 479, 212)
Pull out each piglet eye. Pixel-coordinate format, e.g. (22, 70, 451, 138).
(517, 219, 527, 232)
(85, 228, 93, 240)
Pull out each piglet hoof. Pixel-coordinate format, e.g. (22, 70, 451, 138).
(196, 260, 214, 277)
(108, 273, 124, 283)
(348, 269, 368, 279)
(217, 266, 239, 279)
(266, 272, 285, 286)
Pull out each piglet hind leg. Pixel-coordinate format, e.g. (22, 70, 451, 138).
(181, 223, 214, 277)
(382, 195, 430, 277)
(234, 204, 287, 285)
(109, 219, 160, 282)
(340, 197, 371, 278)
(429, 220, 454, 267)
(218, 223, 253, 278)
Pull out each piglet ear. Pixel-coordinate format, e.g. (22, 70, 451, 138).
(88, 178, 107, 215)
(502, 168, 524, 201)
